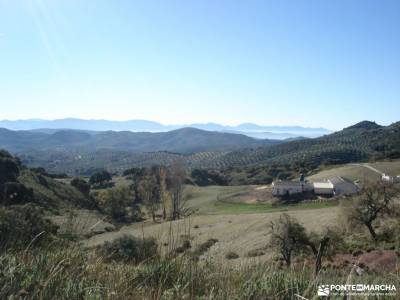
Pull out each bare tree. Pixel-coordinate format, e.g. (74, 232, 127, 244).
(169, 159, 186, 220)
(138, 174, 159, 222)
(158, 166, 169, 220)
(346, 182, 397, 240)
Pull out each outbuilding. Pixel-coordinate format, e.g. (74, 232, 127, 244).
(329, 176, 359, 196)
(313, 182, 334, 195)
(382, 174, 400, 183)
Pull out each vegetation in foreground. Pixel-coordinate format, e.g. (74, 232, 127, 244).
(1, 228, 399, 300)
(1, 149, 400, 299)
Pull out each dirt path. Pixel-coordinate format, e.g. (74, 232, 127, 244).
(350, 163, 384, 175)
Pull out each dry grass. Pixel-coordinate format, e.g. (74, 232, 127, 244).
(50, 209, 115, 237)
(308, 164, 380, 182)
(87, 207, 340, 265)
(2, 238, 398, 299)
(308, 160, 400, 182)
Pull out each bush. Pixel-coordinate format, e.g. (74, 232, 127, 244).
(175, 239, 191, 253)
(31, 168, 68, 179)
(1, 182, 34, 205)
(98, 235, 158, 263)
(94, 186, 140, 221)
(225, 251, 239, 260)
(192, 238, 218, 258)
(0, 151, 20, 186)
(191, 169, 228, 186)
(89, 170, 112, 187)
(247, 249, 265, 257)
(0, 204, 58, 252)
(70, 178, 90, 196)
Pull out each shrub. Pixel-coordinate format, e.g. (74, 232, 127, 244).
(1, 182, 34, 205)
(191, 169, 228, 186)
(175, 239, 192, 254)
(247, 249, 265, 257)
(225, 251, 239, 260)
(94, 186, 139, 221)
(0, 151, 20, 186)
(0, 204, 58, 252)
(352, 250, 364, 257)
(89, 170, 112, 187)
(98, 235, 158, 263)
(70, 178, 90, 196)
(192, 238, 218, 258)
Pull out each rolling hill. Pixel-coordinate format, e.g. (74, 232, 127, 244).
(224, 120, 400, 168)
(0, 127, 280, 154)
(0, 149, 93, 210)
(2, 121, 399, 175)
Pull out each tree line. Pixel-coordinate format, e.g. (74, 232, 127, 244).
(86, 161, 187, 222)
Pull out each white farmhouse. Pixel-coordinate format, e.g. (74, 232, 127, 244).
(272, 176, 358, 197)
(272, 181, 303, 196)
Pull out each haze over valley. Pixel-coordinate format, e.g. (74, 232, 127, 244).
(0, 118, 331, 139)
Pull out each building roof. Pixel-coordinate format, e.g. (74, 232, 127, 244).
(313, 182, 334, 189)
(273, 181, 302, 187)
(328, 176, 345, 185)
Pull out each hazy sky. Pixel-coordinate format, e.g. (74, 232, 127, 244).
(0, 0, 399, 130)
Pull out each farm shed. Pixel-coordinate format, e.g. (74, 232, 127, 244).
(329, 176, 359, 196)
(313, 182, 334, 195)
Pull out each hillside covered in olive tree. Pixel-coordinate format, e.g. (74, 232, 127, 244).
(1, 120, 398, 176)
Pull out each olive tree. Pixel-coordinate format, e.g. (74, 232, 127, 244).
(270, 213, 343, 274)
(269, 213, 308, 267)
(89, 170, 112, 187)
(346, 182, 397, 240)
(303, 228, 344, 274)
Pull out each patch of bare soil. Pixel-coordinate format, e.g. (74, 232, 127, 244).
(223, 185, 275, 204)
(334, 250, 398, 273)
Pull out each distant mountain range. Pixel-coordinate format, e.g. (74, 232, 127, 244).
(0, 118, 331, 139)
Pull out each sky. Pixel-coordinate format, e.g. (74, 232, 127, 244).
(0, 0, 399, 130)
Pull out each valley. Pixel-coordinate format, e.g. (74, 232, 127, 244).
(1, 121, 400, 299)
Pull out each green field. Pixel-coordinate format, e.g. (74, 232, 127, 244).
(212, 200, 337, 214)
(184, 184, 338, 215)
(308, 159, 400, 182)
